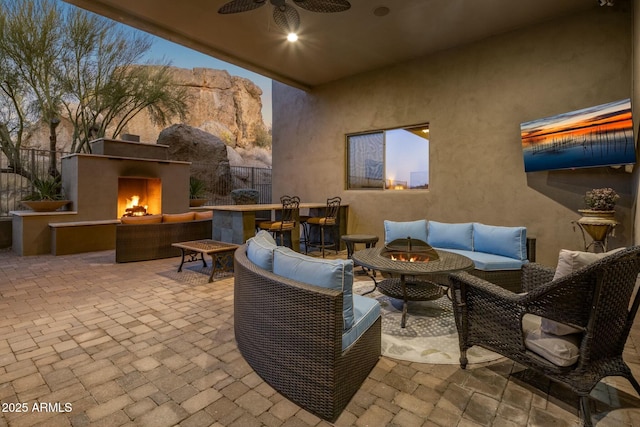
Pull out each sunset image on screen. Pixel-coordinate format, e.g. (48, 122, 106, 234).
(521, 98, 635, 172)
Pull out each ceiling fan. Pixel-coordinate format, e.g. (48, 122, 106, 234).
(218, 0, 351, 34)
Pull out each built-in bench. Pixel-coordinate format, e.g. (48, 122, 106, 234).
(49, 219, 121, 255)
(116, 212, 213, 262)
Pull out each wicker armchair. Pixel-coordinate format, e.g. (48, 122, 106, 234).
(233, 244, 381, 421)
(450, 246, 640, 426)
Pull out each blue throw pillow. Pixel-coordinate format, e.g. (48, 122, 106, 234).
(384, 219, 428, 244)
(427, 221, 474, 250)
(473, 223, 527, 260)
(246, 230, 277, 271)
(273, 247, 355, 330)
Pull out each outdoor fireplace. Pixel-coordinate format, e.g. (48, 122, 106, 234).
(117, 177, 162, 218)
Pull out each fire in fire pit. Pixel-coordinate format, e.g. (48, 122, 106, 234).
(381, 238, 439, 263)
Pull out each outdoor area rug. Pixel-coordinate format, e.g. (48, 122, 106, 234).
(353, 280, 503, 365)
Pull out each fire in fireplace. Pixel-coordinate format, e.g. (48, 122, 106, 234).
(123, 195, 149, 216)
(117, 177, 162, 218)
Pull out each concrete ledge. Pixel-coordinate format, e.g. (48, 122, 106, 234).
(50, 220, 119, 255)
(49, 219, 121, 227)
(0, 218, 11, 249)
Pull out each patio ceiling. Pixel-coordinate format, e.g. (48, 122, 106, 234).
(63, 0, 595, 90)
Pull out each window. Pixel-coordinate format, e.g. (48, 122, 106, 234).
(347, 124, 429, 190)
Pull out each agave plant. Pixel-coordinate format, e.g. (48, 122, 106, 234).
(24, 176, 64, 201)
(189, 177, 207, 200)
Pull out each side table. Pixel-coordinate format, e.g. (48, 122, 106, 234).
(341, 234, 379, 275)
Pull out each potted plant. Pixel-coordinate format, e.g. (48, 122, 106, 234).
(21, 176, 71, 212)
(577, 187, 619, 242)
(189, 177, 208, 207)
(583, 187, 619, 212)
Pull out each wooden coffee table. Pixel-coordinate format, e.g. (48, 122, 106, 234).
(171, 239, 239, 282)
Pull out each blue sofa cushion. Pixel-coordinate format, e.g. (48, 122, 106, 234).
(273, 247, 355, 330)
(437, 249, 526, 271)
(342, 295, 380, 351)
(427, 221, 473, 250)
(384, 219, 428, 244)
(246, 230, 277, 271)
(473, 223, 527, 261)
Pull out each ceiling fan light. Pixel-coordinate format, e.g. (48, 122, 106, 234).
(273, 4, 300, 32)
(287, 32, 299, 42)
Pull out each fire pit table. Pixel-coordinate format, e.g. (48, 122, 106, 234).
(352, 238, 473, 328)
(171, 239, 239, 283)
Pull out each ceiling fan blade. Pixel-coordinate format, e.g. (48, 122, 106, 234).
(218, 0, 267, 14)
(292, 0, 350, 13)
(273, 4, 300, 32)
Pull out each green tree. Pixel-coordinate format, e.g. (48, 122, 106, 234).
(60, 7, 189, 152)
(0, 0, 189, 178)
(0, 0, 64, 178)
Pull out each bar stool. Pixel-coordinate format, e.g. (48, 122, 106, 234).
(306, 196, 341, 257)
(258, 196, 299, 247)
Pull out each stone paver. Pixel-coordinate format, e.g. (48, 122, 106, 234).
(0, 249, 638, 426)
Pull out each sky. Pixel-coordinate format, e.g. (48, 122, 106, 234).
(54, 0, 274, 125)
(139, 36, 273, 126)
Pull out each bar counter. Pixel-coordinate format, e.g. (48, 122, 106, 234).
(205, 203, 348, 252)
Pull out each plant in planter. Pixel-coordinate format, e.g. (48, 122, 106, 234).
(577, 187, 619, 244)
(21, 176, 71, 212)
(189, 177, 208, 207)
(583, 187, 619, 211)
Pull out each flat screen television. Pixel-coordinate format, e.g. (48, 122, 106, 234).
(521, 98, 636, 172)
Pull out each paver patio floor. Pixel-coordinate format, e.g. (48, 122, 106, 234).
(0, 248, 639, 426)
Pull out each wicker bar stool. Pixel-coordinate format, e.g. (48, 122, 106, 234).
(258, 196, 299, 247)
(306, 196, 341, 257)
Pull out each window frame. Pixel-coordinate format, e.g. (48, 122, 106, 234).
(345, 124, 429, 191)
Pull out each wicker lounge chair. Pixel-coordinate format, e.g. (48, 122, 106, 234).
(449, 246, 640, 426)
(233, 244, 381, 421)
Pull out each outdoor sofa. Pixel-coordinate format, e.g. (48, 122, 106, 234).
(384, 219, 534, 292)
(233, 231, 381, 421)
(115, 211, 212, 262)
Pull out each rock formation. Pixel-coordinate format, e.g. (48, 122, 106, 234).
(122, 66, 268, 150)
(21, 66, 271, 167)
(157, 124, 232, 195)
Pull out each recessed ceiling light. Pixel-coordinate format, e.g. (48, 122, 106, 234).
(373, 6, 390, 17)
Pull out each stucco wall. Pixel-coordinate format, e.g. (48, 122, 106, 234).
(272, 7, 633, 266)
(633, 0, 640, 244)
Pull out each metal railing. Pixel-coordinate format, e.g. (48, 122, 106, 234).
(0, 149, 272, 216)
(198, 164, 272, 205)
(0, 148, 69, 216)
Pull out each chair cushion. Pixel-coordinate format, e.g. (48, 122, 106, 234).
(438, 249, 526, 271)
(522, 314, 581, 367)
(552, 247, 625, 280)
(342, 295, 380, 351)
(162, 212, 195, 223)
(473, 223, 527, 261)
(273, 247, 355, 330)
(307, 217, 336, 225)
(246, 230, 277, 271)
(259, 221, 294, 231)
(194, 211, 213, 220)
(427, 221, 473, 250)
(543, 247, 626, 335)
(384, 219, 428, 244)
(120, 214, 162, 224)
